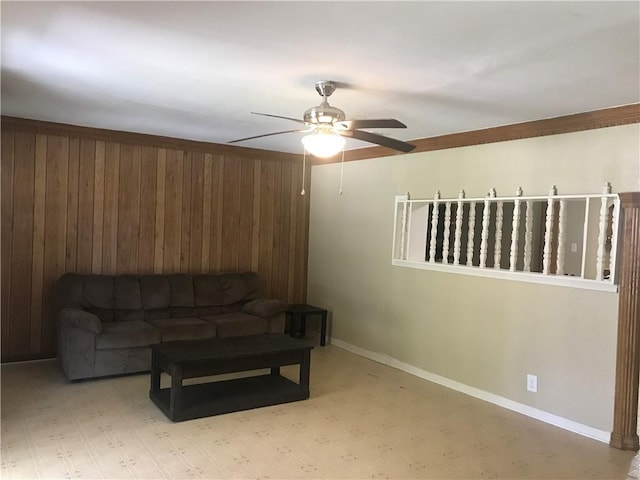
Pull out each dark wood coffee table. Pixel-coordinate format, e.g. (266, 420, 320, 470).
(149, 334, 313, 421)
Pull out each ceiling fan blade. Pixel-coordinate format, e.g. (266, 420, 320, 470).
(228, 129, 306, 144)
(251, 112, 307, 125)
(336, 119, 407, 130)
(339, 129, 416, 153)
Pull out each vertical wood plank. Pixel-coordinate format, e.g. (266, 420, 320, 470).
(10, 132, 35, 356)
(180, 151, 192, 273)
(277, 163, 292, 300)
(287, 162, 299, 302)
(92, 141, 105, 273)
(42, 135, 69, 354)
(1, 130, 15, 356)
(116, 144, 141, 273)
(251, 159, 262, 273)
(209, 155, 224, 272)
(30, 134, 47, 355)
(221, 156, 241, 272)
(270, 161, 283, 294)
(65, 138, 80, 272)
(154, 148, 166, 273)
(238, 157, 254, 272)
(102, 142, 120, 274)
(259, 160, 275, 296)
(294, 163, 311, 302)
(163, 149, 183, 272)
(201, 153, 213, 272)
(138, 146, 157, 274)
(189, 152, 204, 273)
(77, 139, 95, 273)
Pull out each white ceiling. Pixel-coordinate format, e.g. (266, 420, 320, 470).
(2, 1, 639, 154)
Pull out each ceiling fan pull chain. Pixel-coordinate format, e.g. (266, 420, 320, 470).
(339, 149, 345, 195)
(301, 149, 306, 196)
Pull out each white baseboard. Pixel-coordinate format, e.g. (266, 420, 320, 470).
(330, 337, 610, 444)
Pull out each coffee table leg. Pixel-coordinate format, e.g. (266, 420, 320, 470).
(169, 365, 183, 421)
(271, 366, 280, 376)
(150, 352, 161, 394)
(299, 349, 310, 396)
(320, 311, 327, 346)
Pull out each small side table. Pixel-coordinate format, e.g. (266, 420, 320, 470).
(286, 304, 328, 346)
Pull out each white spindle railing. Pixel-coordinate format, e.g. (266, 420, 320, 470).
(494, 199, 504, 269)
(428, 191, 440, 263)
(453, 190, 465, 265)
(524, 200, 534, 272)
(509, 187, 523, 272)
(442, 202, 452, 264)
(556, 199, 567, 275)
(392, 184, 619, 291)
(542, 185, 557, 275)
(596, 182, 611, 281)
(479, 189, 495, 269)
(466, 201, 477, 266)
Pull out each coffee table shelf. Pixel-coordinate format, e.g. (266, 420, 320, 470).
(151, 374, 307, 421)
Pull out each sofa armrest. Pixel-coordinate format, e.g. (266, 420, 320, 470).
(242, 298, 287, 318)
(58, 308, 102, 334)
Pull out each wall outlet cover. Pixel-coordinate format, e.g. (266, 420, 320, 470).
(527, 374, 538, 392)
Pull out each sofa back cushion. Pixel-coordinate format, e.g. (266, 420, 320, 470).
(54, 273, 84, 310)
(194, 272, 262, 308)
(140, 275, 169, 306)
(113, 275, 144, 322)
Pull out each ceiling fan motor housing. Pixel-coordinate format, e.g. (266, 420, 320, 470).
(303, 103, 346, 125)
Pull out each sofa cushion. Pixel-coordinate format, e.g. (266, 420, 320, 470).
(241, 272, 262, 300)
(83, 275, 114, 310)
(95, 321, 161, 350)
(144, 308, 170, 321)
(86, 307, 115, 323)
(220, 303, 243, 314)
(168, 274, 195, 307)
(205, 312, 269, 338)
(219, 273, 249, 305)
(114, 275, 142, 310)
(243, 298, 287, 318)
(147, 317, 217, 342)
(55, 274, 84, 310)
(140, 275, 170, 310)
(196, 306, 223, 317)
(194, 275, 222, 306)
(114, 309, 145, 322)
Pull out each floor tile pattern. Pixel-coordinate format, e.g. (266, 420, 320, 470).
(1, 344, 635, 479)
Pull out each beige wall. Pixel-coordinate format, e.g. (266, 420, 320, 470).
(307, 124, 639, 432)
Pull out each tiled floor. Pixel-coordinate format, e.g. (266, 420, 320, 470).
(1, 344, 635, 479)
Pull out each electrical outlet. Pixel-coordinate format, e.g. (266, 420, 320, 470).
(527, 374, 537, 392)
(571, 243, 578, 253)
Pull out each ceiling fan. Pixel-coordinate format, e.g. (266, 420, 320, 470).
(229, 80, 416, 157)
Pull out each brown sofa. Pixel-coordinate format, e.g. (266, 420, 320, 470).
(55, 272, 286, 381)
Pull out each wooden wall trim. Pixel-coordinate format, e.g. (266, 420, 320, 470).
(5, 103, 638, 166)
(327, 103, 640, 163)
(1, 116, 303, 163)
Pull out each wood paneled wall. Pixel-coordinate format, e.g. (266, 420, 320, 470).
(1, 118, 310, 361)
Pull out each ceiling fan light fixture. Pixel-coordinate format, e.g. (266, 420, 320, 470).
(301, 131, 345, 158)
